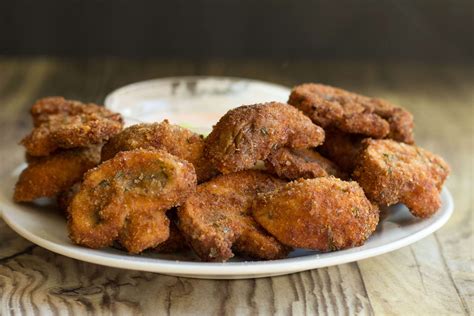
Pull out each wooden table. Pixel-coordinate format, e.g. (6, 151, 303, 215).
(0, 58, 472, 315)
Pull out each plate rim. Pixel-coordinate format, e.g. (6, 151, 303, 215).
(0, 182, 453, 278)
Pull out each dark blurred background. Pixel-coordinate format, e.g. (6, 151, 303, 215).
(1, 0, 472, 62)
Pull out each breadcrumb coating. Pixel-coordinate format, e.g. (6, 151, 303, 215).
(68, 149, 196, 253)
(14, 146, 101, 202)
(22, 97, 123, 156)
(178, 170, 290, 262)
(204, 102, 325, 174)
(253, 177, 379, 251)
(353, 139, 450, 218)
(265, 147, 346, 180)
(101, 121, 218, 183)
(289, 83, 414, 143)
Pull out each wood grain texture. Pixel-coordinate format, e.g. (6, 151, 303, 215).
(0, 58, 472, 315)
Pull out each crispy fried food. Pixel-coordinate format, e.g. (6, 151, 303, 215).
(14, 146, 101, 202)
(204, 102, 325, 174)
(118, 207, 171, 254)
(30, 96, 122, 127)
(178, 170, 290, 262)
(68, 149, 197, 253)
(253, 177, 379, 251)
(152, 221, 189, 253)
(22, 97, 123, 156)
(101, 121, 218, 183)
(317, 129, 365, 173)
(288, 83, 414, 143)
(265, 147, 346, 180)
(57, 182, 82, 214)
(352, 139, 450, 218)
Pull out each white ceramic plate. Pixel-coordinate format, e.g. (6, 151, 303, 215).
(0, 77, 454, 279)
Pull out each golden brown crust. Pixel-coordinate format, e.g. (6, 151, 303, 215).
(178, 170, 291, 262)
(13, 89, 454, 260)
(101, 121, 218, 183)
(22, 97, 123, 156)
(14, 146, 101, 202)
(118, 207, 171, 254)
(68, 149, 197, 253)
(253, 177, 379, 251)
(265, 148, 346, 180)
(288, 83, 414, 143)
(30, 96, 121, 127)
(204, 102, 325, 174)
(151, 220, 189, 253)
(317, 129, 365, 173)
(57, 182, 82, 214)
(352, 139, 450, 218)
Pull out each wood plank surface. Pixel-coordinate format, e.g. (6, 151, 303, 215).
(0, 58, 472, 315)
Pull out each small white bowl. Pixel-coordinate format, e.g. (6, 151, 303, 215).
(104, 76, 291, 134)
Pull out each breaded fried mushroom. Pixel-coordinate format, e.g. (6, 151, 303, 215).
(152, 220, 189, 253)
(353, 139, 450, 218)
(265, 147, 346, 180)
(118, 207, 171, 254)
(101, 121, 218, 183)
(253, 177, 379, 251)
(205, 102, 325, 174)
(178, 170, 290, 262)
(30, 96, 122, 127)
(288, 83, 414, 143)
(57, 182, 82, 214)
(317, 129, 365, 173)
(14, 146, 101, 202)
(151, 209, 189, 253)
(22, 97, 123, 156)
(68, 149, 197, 253)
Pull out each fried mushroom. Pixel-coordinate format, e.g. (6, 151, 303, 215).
(68, 149, 197, 253)
(14, 146, 101, 202)
(352, 139, 450, 218)
(21, 97, 123, 156)
(253, 177, 379, 251)
(101, 121, 218, 183)
(204, 102, 325, 174)
(265, 147, 346, 180)
(178, 170, 290, 262)
(317, 129, 365, 173)
(288, 83, 414, 143)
